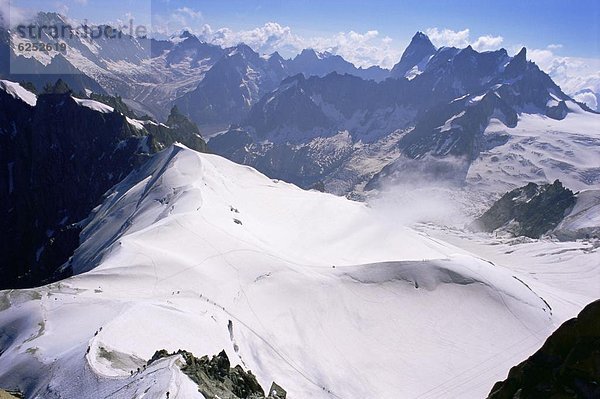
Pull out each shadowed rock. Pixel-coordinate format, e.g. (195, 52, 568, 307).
(488, 299, 600, 398)
(149, 349, 286, 399)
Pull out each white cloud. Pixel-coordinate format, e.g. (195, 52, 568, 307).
(526, 46, 600, 109)
(526, 48, 555, 66)
(573, 91, 597, 110)
(192, 22, 400, 68)
(151, 7, 204, 37)
(175, 7, 202, 20)
(0, 0, 37, 27)
(306, 29, 401, 68)
(471, 35, 504, 51)
(209, 22, 302, 56)
(425, 28, 470, 48)
(425, 27, 504, 51)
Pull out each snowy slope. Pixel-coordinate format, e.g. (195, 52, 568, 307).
(553, 189, 600, 240)
(0, 80, 37, 106)
(466, 102, 600, 195)
(0, 145, 588, 399)
(418, 223, 600, 325)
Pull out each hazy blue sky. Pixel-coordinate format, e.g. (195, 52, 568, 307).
(6, 0, 600, 67)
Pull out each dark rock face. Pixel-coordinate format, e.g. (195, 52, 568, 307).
(210, 124, 353, 190)
(175, 43, 392, 129)
(164, 34, 224, 68)
(245, 74, 333, 135)
(175, 44, 289, 128)
(488, 299, 600, 399)
(395, 46, 568, 162)
(471, 180, 576, 238)
(146, 106, 208, 152)
(0, 84, 206, 289)
(244, 72, 409, 142)
(149, 349, 286, 399)
(209, 72, 410, 189)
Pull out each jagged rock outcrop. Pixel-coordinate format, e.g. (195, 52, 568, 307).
(471, 180, 576, 238)
(488, 299, 600, 399)
(0, 389, 23, 398)
(149, 349, 286, 399)
(175, 44, 289, 128)
(145, 106, 208, 152)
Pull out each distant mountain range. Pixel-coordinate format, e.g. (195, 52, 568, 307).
(1, 13, 599, 197)
(0, 12, 391, 124)
(1, 12, 599, 286)
(209, 35, 600, 196)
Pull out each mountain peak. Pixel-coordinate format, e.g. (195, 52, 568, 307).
(267, 51, 285, 66)
(406, 31, 435, 51)
(228, 43, 258, 59)
(179, 30, 195, 39)
(411, 31, 432, 43)
(504, 47, 528, 76)
(390, 31, 437, 79)
(269, 51, 283, 60)
(457, 45, 477, 58)
(34, 11, 70, 26)
(297, 48, 320, 60)
(514, 47, 527, 60)
(170, 29, 199, 44)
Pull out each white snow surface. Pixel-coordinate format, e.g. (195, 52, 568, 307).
(0, 80, 37, 106)
(0, 145, 597, 399)
(439, 111, 466, 132)
(404, 54, 434, 80)
(553, 189, 600, 240)
(73, 97, 115, 114)
(125, 117, 145, 131)
(467, 104, 600, 194)
(71, 96, 150, 131)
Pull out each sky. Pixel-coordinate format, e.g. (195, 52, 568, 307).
(3, 0, 600, 97)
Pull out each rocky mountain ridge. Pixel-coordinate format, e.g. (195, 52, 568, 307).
(0, 79, 207, 289)
(209, 35, 597, 195)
